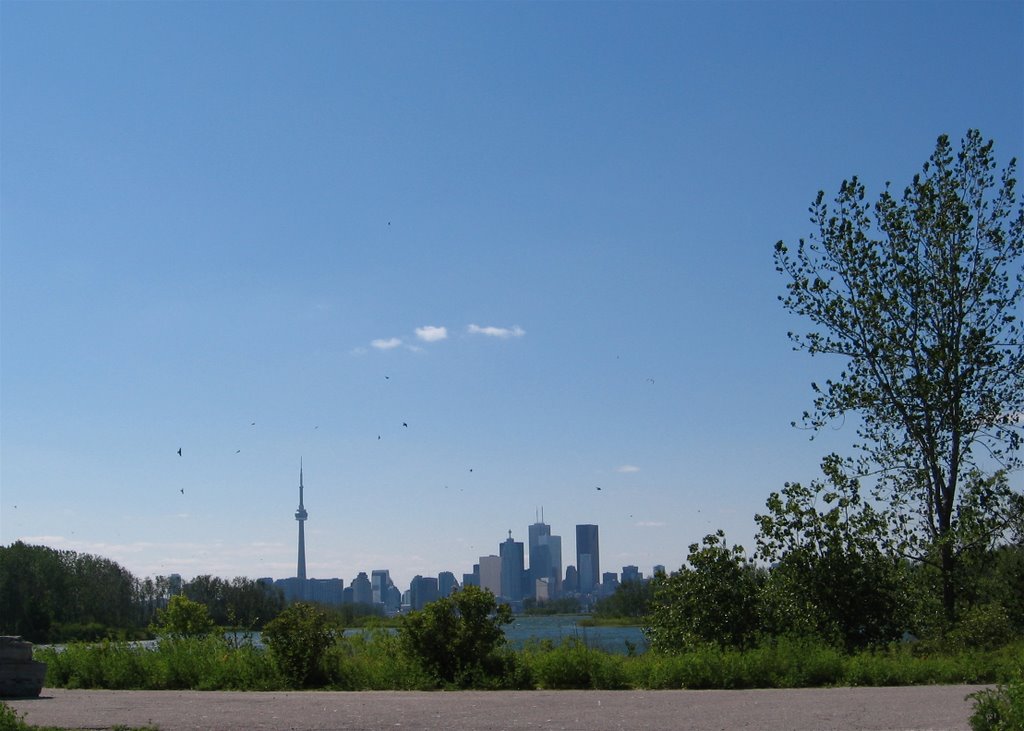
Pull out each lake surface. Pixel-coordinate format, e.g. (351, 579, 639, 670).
(502, 615, 647, 654)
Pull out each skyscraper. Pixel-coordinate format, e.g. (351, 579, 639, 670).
(371, 570, 391, 606)
(351, 571, 372, 605)
(500, 530, 525, 602)
(295, 462, 308, 584)
(438, 571, 459, 598)
(576, 524, 600, 594)
(528, 511, 562, 599)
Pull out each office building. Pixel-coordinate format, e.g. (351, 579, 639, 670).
(371, 570, 391, 606)
(528, 512, 562, 599)
(307, 578, 344, 606)
(351, 571, 372, 605)
(500, 531, 525, 602)
(409, 575, 439, 610)
(479, 555, 501, 597)
(564, 565, 579, 594)
(576, 524, 600, 594)
(438, 571, 459, 598)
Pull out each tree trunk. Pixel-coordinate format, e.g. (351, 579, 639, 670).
(940, 541, 956, 625)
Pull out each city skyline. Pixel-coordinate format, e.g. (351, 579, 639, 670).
(272, 463, 647, 595)
(2, 3, 1021, 589)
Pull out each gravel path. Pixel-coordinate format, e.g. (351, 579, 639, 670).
(5, 685, 987, 730)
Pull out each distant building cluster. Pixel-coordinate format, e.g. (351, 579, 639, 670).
(265, 468, 665, 613)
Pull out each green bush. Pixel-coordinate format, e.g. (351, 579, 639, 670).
(950, 603, 1015, 652)
(398, 586, 520, 688)
(970, 670, 1024, 731)
(150, 596, 215, 639)
(644, 532, 764, 653)
(262, 603, 338, 688)
(0, 702, 29, 731)
(323, 630, 433, 690)
(523, 638, 628, 689)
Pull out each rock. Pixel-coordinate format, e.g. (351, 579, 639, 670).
(0, 636, 46, 698)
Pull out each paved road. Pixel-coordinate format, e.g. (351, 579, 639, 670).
(6, 686, 988, 731)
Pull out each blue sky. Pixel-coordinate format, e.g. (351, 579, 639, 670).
(2, 1, 1022, 590)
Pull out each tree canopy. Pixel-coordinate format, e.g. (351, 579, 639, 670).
(774, 129, 1024, 620)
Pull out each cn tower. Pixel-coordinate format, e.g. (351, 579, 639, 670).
(295, 461, 308, 582)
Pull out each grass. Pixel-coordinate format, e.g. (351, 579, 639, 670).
(34, 635, 1024, 692)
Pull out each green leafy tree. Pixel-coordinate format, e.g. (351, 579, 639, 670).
(594, 578, 653, 619)
(774, 129, 1024, 622)
(151, 595, 215, 638)
(261, 602, 337, 687)
(644, 532, 764, 652)
(755, 458, 911, 649)
(522, 596, 581, 615)
(398, 585, 515, 687)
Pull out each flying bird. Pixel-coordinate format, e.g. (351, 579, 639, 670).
(180, 489, 184, 495)
(236, 449, 241, 453)
(402, 422, 408, 427)
(177, 448, 182, 456)
(595, 486, 602, 491)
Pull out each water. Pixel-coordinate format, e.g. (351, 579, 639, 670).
(503, 615, 647, 654)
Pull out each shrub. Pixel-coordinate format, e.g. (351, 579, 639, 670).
(523, 638, 628, 689)
(262, 602, 338, 688)
(970, 670, 1024, 731)
(644, 532, 764, 653)
(0, 702, 29, 731)
(398, 585, 518, 688)
(150, 596, 215, 639)
(950, 603, 1015, 651)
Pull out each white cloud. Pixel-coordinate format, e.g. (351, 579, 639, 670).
(371, 337, 403, 350)
(467, 324, 526, 338)
(415, 325, 448, 342)
(616, 464, 641, 473)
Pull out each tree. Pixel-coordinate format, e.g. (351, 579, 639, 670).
(398, 585, 514, 688)
(594, 577, 653, 619)
(151, 595, 215, 638)
(0, 542, 141, 642)
(774, 129, 1024, 622)
(644, 532, 764, 652)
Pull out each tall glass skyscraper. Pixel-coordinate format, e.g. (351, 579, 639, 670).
(575, 524, 600, 594)
(529, 513, 562, 598)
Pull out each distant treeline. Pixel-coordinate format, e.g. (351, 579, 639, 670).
(0, 541, 289, 642)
